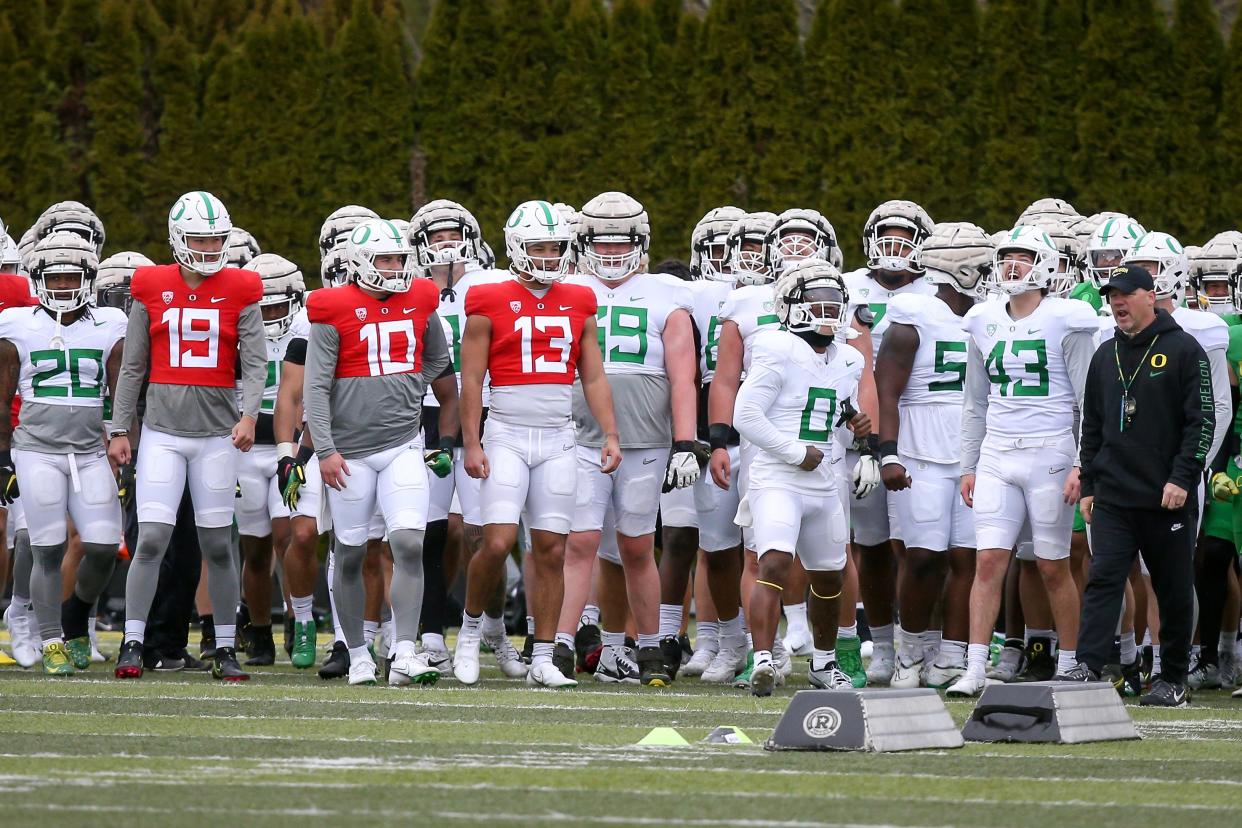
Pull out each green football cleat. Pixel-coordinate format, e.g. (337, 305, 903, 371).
(836, 636, 867, 688)
(290, 621, 317, 669)
(731, 650, 755, 689)
(64, 636, 92, 670)
(42, 642, 75, 676)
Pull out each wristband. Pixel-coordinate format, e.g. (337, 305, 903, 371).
(864, 434, 880, 456)
(108, 429, 128, 439)
(878, 440, 899, 459)
(437, 436, 456, 453)
(672, 440, 696, 454)
(296, 445, 314, 464)
(277, 442, 296, 460)
(708, 423, 733, 451)
(881, 455, 902, 468)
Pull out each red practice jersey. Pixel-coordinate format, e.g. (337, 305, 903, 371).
(0, 274, 38, 426)
(306, 280, 439, 378)
(131, 264, 262, 388)
(465, 279, 598, 386)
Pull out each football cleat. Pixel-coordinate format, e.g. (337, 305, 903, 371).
(143, 651, 185, 671)
(678, 634, 694, 665)
(808, 660, 853, 690)
(389, 651, 440, 686)
(682, 638, 718, 678)
(783, 626, 814, 658)
(114, 640, 143, 679)
(574, 623, 602, 672)
(348, 657, 378, 686)
(485, 633, 529, 679)
(528, 660, 577, 688)
(521, 634, 534, 664)
(1140, 677, 1189, 707)
(750, 662, 777, 697)
(700, 635, 749, 683)
(1187, 659, 1222, 690)
(772, 637, 792, 680)
(865, 644, 895, 685)
(594, 645, 640, 684)
(639, 645, 672, 687)
(290, 621, 317, 669)
(552, 642, 575, 680)
(836, 636, 867, 688)
(0, 650, 15, 665)
(212, 647, 250, 682)
(453, 629, 482, 685)
(925, 661, 966, 689)
(987, 646, 1023, 682)
(1015, 637, 1055, 682)
(946, 673, 990, 697)
(41, 642, 75, 676)
(890, 656, 924, 689)
(318, 641, 350, 680)
(4, 602, 40, 668)
(1217, 650, 1240, 687)
(1055, 662, 1099, 682)
(732, 651, 755, 689)
(659, 636, 683, 681)
(422, 643, 453, 675)
(179, 650, 208, 671)
(1232, 683, 1242, 698)
(88, 621, 107, 663)
(64, 636, 92, 670)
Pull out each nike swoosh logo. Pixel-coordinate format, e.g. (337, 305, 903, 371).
(629, 296, 643, 302)
(1150, 370, 1165, 377)
(643, 458, 656, 464)
(559, 305, 572, 311)
(403, 308, 417, 314)
(210, 297, 226, 304)
(94, 321, 105, 327)
(1027, 328, 1040, 334)
(1049, 466, 1066, 474)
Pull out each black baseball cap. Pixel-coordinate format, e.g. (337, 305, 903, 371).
(1100, 264, 1154, 296)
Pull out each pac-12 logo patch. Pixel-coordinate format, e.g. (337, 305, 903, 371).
(986, 323, 997, 337)
(161, 291, 174, 305)
(802, 706, 843, 738)
(355, 308, 367, 321)
(510, 301, 522, 313)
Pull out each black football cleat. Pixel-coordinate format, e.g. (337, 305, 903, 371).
(114, 640, 143, 679)
(245, 625, 276, 666)
(318, 641, 350, 680)
(212, 647, 250, 682)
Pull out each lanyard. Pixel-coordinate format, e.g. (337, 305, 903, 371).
(1113, 335, 1158, 432)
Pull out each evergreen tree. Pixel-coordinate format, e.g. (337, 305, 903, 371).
(936, 0, 982, 220)
(743, 0, 808, 211)
(1042, 0, 1086, 202)
(546, 0, 607, 211)
(47, 0, 103, 196)
(1216, 9, 1242, 228)
(1168, 0, 1224, 239)
(147, 26, 204, 260)
(648, 10, 701, 259)
(86, 0, 151, 254)
(973, 0, 1049, 230)
(598, 0, 658, 211)
(687, 0, 748, 212)
(411, 0, 460, 207)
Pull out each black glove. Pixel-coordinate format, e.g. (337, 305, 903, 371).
(0, 450, 17, 505)
(278, 446, 313, 510)
(117, 462, 135, 508)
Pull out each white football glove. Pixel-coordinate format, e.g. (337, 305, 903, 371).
(852, 454, 881, 500)
(665, 449, 700, 490)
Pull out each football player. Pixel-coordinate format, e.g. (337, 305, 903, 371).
(948, 225, 1100, 696)
(109, 191, 267, 682)
(0, 232, 126, 674)
(456, 200, 619, 688)
(558, 191, 698, 687)
(737, 261, 864, 696)
(303, 219, 454, 687)
(224, 227, 261, 269)
(876, 222, 991, 688)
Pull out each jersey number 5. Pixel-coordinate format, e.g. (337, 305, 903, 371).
(516, 316, 571, 374)
(162, 307, 220, 368)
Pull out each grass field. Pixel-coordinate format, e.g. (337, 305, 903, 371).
(2, 632, 1241, 828)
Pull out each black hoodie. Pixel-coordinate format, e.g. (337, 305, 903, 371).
(1079, 309, 1214, 511)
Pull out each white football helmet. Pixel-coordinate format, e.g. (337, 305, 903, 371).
(1191, 231, 1242, 315)
(321, 246, 350, 288)
(1036, 219, 1083, 297)
(773, 260, 849, 336)
(574, 191, 650, 282)
(0, 232, 17, 274)
(319, 205, 380, 258)
(95, 251, 154, 312)
(224, 227, 260, 268)
(249, 253, 306, 339)
(918, 222, 994, 300)
(479, 240, 497, 270)
(169, 191, 232, 275)
(991, 225, 1060, 295)
(347, 219, 415, 294)
(725, 211, 779, 286)
(27, 231, 98, 313)
(1085, 214, 1146, 287)
(767, 208, 839, 275)
(1122, 231, 1188, 303)
(504, 200, 574, 284)
(409, 199, 485, 274)
(689, 206, 745, 281)
(34, 200, 106, 256)
(863, 200, 934, 273)
(1016, 197, 1079, 227)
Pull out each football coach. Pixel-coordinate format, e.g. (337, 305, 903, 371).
(1074, 265, 1214, 706)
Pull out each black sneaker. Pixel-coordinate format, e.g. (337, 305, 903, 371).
(114, 640, 143, 679)
(552, 642, 575, 680)
(638, 645, 672, 687)
(1014, 637, 1055, 682)
(521, 634, 534, 665)
(212, 647, 250, 682)
(199, 635, 217, 661)
(142, 650, 185, 672)
(574, 624, 602, 673)
(178, 649, 208, 671)
(283, 617, 294, 657)
(317, 641, 349, 680)
(1140, 677, 1189, 707)
(1120, 659, 1143, 697)
(678, 634, 694, 666)
(245, 625, 276, 666)
(1055, 662, 1098, 682)
(659, 636, 683, 681)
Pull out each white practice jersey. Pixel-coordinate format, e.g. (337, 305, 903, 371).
(238, 330, 293, 415)
(735, 329, 864, 496)
(843, 268, 935, 361)
(886, 293, 970, 464)
(963, 295, 1099, 439)
(718, 283, 782, 371)
(288, 303, 310, 341)
(569, 271, 693, 376)
(422, 266, 510, 409)
(0, 305, 127, 453)
(688, 279, 733, 384)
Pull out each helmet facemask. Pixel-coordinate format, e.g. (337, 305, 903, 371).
(1197, 272, 1233, 314)
(771, 228, 832, 274)
(730, 235, 773, 286)
(260, 291, 302, 339)
(992, 248, 1057, 295)
(867, 219, 923, 274)
(511, 239, 571, 285)
(785, 286, 846, 337)
(172, 229, 230, 275)
(581, 235, 643, 282)
(692, 234, 732, 282)
(34, 265, 94, 314)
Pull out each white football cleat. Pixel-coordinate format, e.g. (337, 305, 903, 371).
(485, 633, 529, 679)
(700, 634, 749, 683)
(946, 672, 990, 697)
(681, 639, 718, 677)
(986, 647, 1022, 682)
(421, 643, 452, 675)
(527, 661, 577, 688)
(389, 651, 440, 686)
(783, 627, 813, 657)
(348, 657, 378, 686)
(890, 656, 924, 689)
(772, 637, 793, 679)
(453, 629, 482, 685)
(4, 602, 40, 668)
(866, 645, 895, 686)
(925, 661, 966, 689)
(750, 662, 777, 697)
(88, 619, 107, 663)
(808, 661, 853, 689)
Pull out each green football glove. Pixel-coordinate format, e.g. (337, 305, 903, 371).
(1211, 471, 1239, 502)
(424, 438, 455, 479)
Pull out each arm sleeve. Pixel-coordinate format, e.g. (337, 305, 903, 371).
(1078, 354, 1103, 498)
(283, 337, 307, 366)
(1170, 341, 1216, 492)
(111, 303, 150, 431)
(236, 304, 267, 419)
(959, 340, 989, 475)
(419, 311, 451, 385)
(1062, 330, 1097, 466)
(734, 366, 805, 466)
(304, 323, 340, 459)
(1207, 346, 1231, 465)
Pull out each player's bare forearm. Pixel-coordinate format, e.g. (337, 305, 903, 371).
(875, 323, 917, 447)
(274, 361, 304, 446)
(851, 321, 880, 424)
(708, 321, 742, 427)
(459, 316, 490, 450)
(432, 373, 460, 443)
(580, 336, 617, 438)
(0, 340, 17, 452)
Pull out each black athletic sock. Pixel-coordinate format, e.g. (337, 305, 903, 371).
(420, 519, 449, 637)
(61, 594, 94, 641)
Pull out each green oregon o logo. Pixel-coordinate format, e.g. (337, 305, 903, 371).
(351, 225, 372, 244)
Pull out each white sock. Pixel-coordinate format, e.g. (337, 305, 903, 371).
(1120, 632, 1138, 665)
(637, 633, 659, 649)
(123, 620, 146, 645)
(753, 649, 772, 669)
(1056, 648, 1077, 673)
(1142, 629, 1153, 647)
(1191, 643, 1201, 660)
(421, 632, 446, 652)
(1153, 649, 1163, 676)
(785, 602, 809, 633)
(216, 624, 236, 650)
(602, 629, 625, 648)
(42, 636, 63, 648)
(922, 630, 943, 664)
(580, 605, 600, 628)
(348, 644, 372, 665)
(696, 621, 719, 648)
(555, 632, 574, 649)
(532, 642, 553, 667)
(363, 620, 379, 644)
(898, 631, 922, 663)
(1025, 627, 1054, 644)
(482, 613, 506, 639)
(658, 604, 682, 639)
(838, 623, 858, 639)
(966, 643, 989, 677)
(811, 648, 836, 671)
(719, 615, 743, 639)
(291, 594, 314, 624)
(939, 639, 967, 669)
(1219, 631, 1236, 656)
(460, 612, 482, 636)
(871, 623, 894, 650)
(394, 639, 416, 660)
